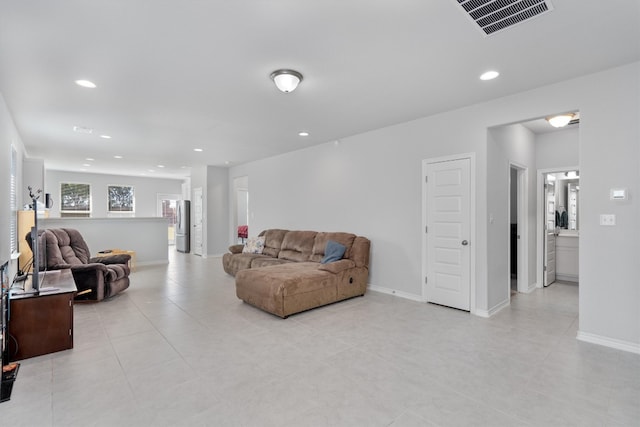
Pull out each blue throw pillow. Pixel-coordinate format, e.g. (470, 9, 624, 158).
(321, 240, 346, 264)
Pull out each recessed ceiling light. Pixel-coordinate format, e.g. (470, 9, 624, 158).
(100, 135, 112, 139)
(82, 163, 91, 167)
(85, 158, 94, 161)
(75, 79, 97, 88)
(73, 126, 93, 134)
(298, 131, 310, 137)
(193, 148, 203, 152)
(148, 169, 155, 173)
(157, 165, 165, 168)
(114, 155, 123, 159)
(480, 70, 500, 81)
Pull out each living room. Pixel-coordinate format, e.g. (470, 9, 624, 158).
(0, 1, 639, 424)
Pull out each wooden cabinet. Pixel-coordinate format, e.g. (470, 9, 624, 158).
(8, 270, 76, 361)
(556, 235, 579, 283)
(17, 210, 48, 274)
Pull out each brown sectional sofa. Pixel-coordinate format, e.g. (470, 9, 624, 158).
(222, 229, 370, 318)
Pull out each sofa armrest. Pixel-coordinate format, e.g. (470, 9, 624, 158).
(51, 263, 73, 270)
(70, 264, 108, 301)
(72, 263, 109, 274)
(318, 259, 356, 274)
(90, 254, 131, 265)
(228, 244, 245, 254)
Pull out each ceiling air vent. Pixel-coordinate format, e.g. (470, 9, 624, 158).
(456, 0, 554, 36)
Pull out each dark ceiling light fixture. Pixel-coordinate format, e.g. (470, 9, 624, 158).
(270, 69, 303, 93)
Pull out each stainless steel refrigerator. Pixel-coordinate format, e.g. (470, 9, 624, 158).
(176, 200, 190, 253)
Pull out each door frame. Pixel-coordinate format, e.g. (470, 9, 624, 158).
(422, 153, 477, 314)
(157, 193, 181, 245)
(536, 166, 578, 289)
(193, 187, 204, 257)
(508, 163, 529, 298)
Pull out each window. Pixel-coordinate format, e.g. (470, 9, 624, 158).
(60, 183, 91, 217)
(9, 145, 17, 253)
(108, 185, 135, 212)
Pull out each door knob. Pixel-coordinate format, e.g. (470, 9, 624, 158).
(462, 240, 469, 246)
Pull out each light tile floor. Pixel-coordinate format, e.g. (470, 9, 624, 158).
(3, 251, 639, 426)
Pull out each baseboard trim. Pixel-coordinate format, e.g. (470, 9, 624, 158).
(475, 298, 509, 318)
(367, 284, 423, 302)
(136, 260, 169, 267)
(577, 331, 640, 355)
(556, 274, 579, 282)
(523, 282, 537, 294)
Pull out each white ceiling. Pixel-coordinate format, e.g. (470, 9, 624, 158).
(1, 1, 638, 179)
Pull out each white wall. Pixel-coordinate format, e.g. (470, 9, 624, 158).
(45, 170, 184, 218)
(536, 127, 579, 169)
(42, 217, 169, 265)
(190, 166, 207, 255)
(487, 123, 537, 308)
(577, 64, 639, 350)
(228, 61, 640, 350)
(206, 166, 229, 256)
(23, 157, 44, 206)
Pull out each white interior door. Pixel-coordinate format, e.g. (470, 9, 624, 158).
(544, 180, 556, 286)
(425, 158, 471, 311)
(193, 187, 203, 256)
(545, 232, 556, 285)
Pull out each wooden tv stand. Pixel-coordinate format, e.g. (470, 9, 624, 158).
(8, 270, 77, 361)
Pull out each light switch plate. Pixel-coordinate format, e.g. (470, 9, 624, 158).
(610, 188, 627, 200)
(600, 214, 616, 226)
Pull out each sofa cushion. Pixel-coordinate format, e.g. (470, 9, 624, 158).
(321, 240, 346, 264)
(236, 262, 338, 317)
(223, 252, 267, 276)
(43, 228, 91, 268)
(278, 231, 317, 262)
(260, 229, 289, 258)
(242, 236, 265, 254)
(310, 232, 356, 263)
(250, 257, 292, 269)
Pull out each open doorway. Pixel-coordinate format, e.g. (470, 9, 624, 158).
(538, 168, 580, 288)
(233, 176, 249, 244)
(509, 163, 527, 298)
(157, 193, 181, 245)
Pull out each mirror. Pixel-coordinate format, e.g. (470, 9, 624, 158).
(546, 171, 579, 231)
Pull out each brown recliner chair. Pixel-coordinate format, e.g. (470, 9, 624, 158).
(27, 228, 131, 301)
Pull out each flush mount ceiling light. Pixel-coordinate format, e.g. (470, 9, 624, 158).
(298, 131, 309, 137)
(546, 113, 575, 128)
(270, 69, 303, 93)
(75, 79, 96, 88)
(480, 70, 500, 81)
